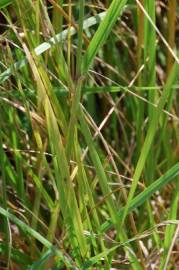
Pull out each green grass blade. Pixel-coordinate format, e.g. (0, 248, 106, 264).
(101, 162, 179, 232)
(0, 207, 52, 248)
(76, 0, 85, 77)
(44, 98, 88, 258)
(0, 207, 75, 268)
(120, 60, 179, 227)
(0, 244, 32, 269)
(1, 0, 178, 267)
(66, 0, 127, 160)
(0, 12, 106, 84)
(159, 178, 179, 269)
(79, 110, 118, 224)
(0, 130, 11, 266)
(79, 109, 142, 269)
(0, 0, 12, 8)
(82, 0, 127, 74)
(29, 248, 56, 270)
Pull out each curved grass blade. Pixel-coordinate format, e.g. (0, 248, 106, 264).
(0, 243, 32, 269)
(119, 60, 179, 228)
(0, 207, 75, 268)
(159, 179, 179, 270)
(0, 0, 12, 9)
(101, 162, 179, 232)
(28, 248, 56, 270)
(82, 0, 127, 74)
(0, 12, 106, 84)
(79, 109, 142, 269)
(66, 0, 127, 160)
(79, 110, 118, 224)
(82, 220, 179, 270)
(0, 207, 52, 248)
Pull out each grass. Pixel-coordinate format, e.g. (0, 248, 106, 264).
(0, 0, 179, 269)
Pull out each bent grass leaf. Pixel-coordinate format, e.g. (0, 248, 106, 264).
(0, 243, 32, 268)
(82, 219, 179, 269)
(120, 60, 179, 227)
(0, 12, 106, 84)
(101, 162, 179, 232)
(66, 0, 127, 161)
(0, 207, 76, 268)
(0, 0, 12, 9)
(82, 0, 127, 74)
(79, 109, 142, 270)
(28, 248, 56, 270)
(0, 207, 52, 248)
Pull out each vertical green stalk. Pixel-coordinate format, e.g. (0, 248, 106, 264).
(135, 0, 145, 160)
(143, 4, 156, 187)
(144, 0, 156, 143)
(143, 0, 159, 247)
(52, 0, 63, 33)
(159, 3, 177, 267)
(44, 201, 61, 245)
(35, 0, 40, 44)
(79, 109, 142, 269)
(30, 132, 45, 256)
(0, 129, 11, 268)
(76, 0, 85, 77)
(8, 109, 25, 201)
(166, 0, 176, 77)
(137, 0, 144, 74)
(67, 0, 72, 69)
(66, 0, 85, 160)
(120, 60, 179, 227)
(66, 0, 127, 160)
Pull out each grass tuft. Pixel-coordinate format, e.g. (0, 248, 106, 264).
(0, 0, 178, 269)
